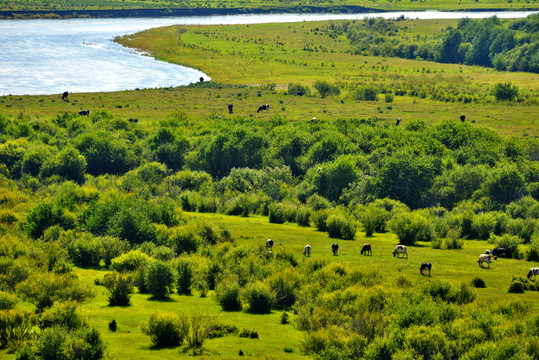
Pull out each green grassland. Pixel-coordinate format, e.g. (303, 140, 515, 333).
(1, 17, 539, 360)
(1, 0, 537, 13)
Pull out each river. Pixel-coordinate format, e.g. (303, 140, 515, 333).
(0, 11, 536, 96)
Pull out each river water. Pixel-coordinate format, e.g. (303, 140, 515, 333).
(0, 11, 536, 96)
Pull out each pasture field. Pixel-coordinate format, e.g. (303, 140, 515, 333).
(1, 0, 537, 13)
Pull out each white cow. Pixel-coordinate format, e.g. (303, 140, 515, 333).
(393, 245, 408, 258)
(303, 244, 312, 257)
(478, 253, 495, 269)
(527, 267, 539, 280)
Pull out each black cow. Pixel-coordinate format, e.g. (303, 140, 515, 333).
(78, 110, 89, 116)
(361, 243, 372, 256)
(228, 104, 233, 114)
(420, 262, 432, 276)
(492, 247, 509, 258)
(257, 104, 269, 113)
(396, 117, 401, 126)
(128, 118, 138, 123)
(332, 243, 339, 256)
(296, 91, 304, 96)
(199, 77, 204, 83)
(460, 114, 465, 122)
(62, 91, 69, 100)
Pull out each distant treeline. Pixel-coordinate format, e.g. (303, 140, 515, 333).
(333, 14, 539, 73)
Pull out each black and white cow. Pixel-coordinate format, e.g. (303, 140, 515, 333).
(393, 245, 408, 258)
(257, 104, 269, 113)
(332, 243, 339, 256)
(303, 244, 312, 257)
(527, 267, 539, 280)
(78, 110, 89, 116)
(478, 253, 495, 269)
(420, 262, 432, 276)
(361, 243, 372, 256)
(265, 239, 274, 251)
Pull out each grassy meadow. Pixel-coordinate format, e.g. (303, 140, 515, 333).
(1, 0, 537, 13)
(1, 15, 539, 360)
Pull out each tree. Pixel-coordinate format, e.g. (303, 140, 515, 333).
(307, 156, 359, 202)
(40, 147, 86, 184)
(493, 82, 519, 101)
(389, 212, 432, 246)
(102, 272, 134, 306)
(484, 164, 527, 205)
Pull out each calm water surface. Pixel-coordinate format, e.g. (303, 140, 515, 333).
(0, 11, 536, 96)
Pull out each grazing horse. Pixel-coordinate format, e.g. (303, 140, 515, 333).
(303, 244, 312, 257)
(460, 115, 465, 122)
(265, 239, 274, 251)
(361, 243, 372, 256)
(420, 262, 432, 276)
(396, 117, 401, 126)
(393, 245, 408, 258)
(78, 110, 89, 116)
(527, 267, 539, 280)
(228, 104, 233, 114)
(478, 254, 496, 269)
(257, 104, 269, 113)
(62, 91, 69, 100)
(331, 243, 339, 256)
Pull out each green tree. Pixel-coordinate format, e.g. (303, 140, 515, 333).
(484, 164, 526, 205)
(40, 147, 86, 184)
(102, 272, 134, 306)
(313, 80, 341, 98)
(307, 156, 359, 202)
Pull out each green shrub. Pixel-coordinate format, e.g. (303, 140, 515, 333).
(238, 329, 259, 338)
(145, 261, 175, 300)
(471, 277, 486, 288)
(176, 258, 193, 295)
(405, 325, 450, 360)
(102, 272, 134, 306)
(313, 80, 341, 98)
(244, 282, 274, 314)
(24, 202, 76, 239)
(170, 227, 200, 255)
(142, 312, 189, 348)
(100, 236, 130, 267)
(296, 207, 311, 227)
(360, 205, 389, 237)
(0, 291, 17, 310)
(268, 271, 298, 309)
(352, 86, 379, 101)
(186, 314, 214, 349)
(216, 279, 242, 311)
(110, 250, 151, 273)
(493, 82, 519, 101)
(508, 278, 527, 293)
(327, 215, 357, 240)
(312, 210, 330, 232)
(0, 309, 34, 348)
(389, 212, 432, 246)
(40, 300, 86, 330)
(268, 203, 287, 224)
(65, 233, 101, 268)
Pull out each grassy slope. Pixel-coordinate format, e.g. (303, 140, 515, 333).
(49, 213, 539, 359)
(1, 0, 537, 12)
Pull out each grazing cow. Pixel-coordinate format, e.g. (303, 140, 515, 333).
(478, 253, 495, 269)
(311, 117, 317, 122)
(420, 262, 432, 276)
(361, 243, 372, 256)
(265, 239, 274, 251)
(485, 249, 493, 256)
(128, 118, 138, 123)
(393, 245, 408, 258)
(228, 104, 233, 114)
(257, 104, 269, 113)
(527, 267, 539, 280)
(303, 244, 312, 257)
(460, 114, 465, 122)
(296, 91, 304, 96)
(78, 110, 89, 116)
(62, 91, 69, 100)
(396, 117, 401, 126)
(199, 77, 204, 83)
(492, 247, 509, 258)
(332, 243, 339, 256)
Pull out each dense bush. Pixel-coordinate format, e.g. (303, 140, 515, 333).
(243, 282, 274, 314)
(142, 312, 188, 348)
(102, 272, 134, 306)
(0, 291, 18, 310)
(216, 279, 242, 311)
(389, 212, 433, 246)
(0, 309, 34, 348)
(327, 214, 357, 240)
(40, 300, 86, 330)
(145, 261, 175, 300)
(176, 258, 193, 295)
(110, 250, 151, 273)
(36, 325, 105, 360)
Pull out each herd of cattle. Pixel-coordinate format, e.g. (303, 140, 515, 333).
(264, 239, 538, 280)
